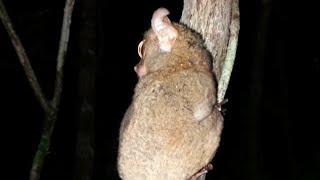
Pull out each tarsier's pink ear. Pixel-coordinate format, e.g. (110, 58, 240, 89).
(151, 8, 178, 52)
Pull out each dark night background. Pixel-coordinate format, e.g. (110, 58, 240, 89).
(1, 0, 319, 180)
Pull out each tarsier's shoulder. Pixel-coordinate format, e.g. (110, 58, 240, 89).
(173, 68, 215, 85)
(173, 22, 207, 48)
(138, 67, 214, 90)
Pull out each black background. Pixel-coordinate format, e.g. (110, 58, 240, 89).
(1, 0, 319, 179)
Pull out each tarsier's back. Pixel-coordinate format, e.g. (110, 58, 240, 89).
(117, 8, 223, 180)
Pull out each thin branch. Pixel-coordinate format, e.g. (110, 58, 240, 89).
(29, 0, 76, 179)
(217, 0, 240, 103)
(2, 1, 75, 180)
(29, 111, 56, 180)
(0, 0, 51, 112)
(52, 0, 75, 107)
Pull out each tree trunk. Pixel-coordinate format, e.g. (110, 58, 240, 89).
(181, 0, 232, 82)
(73, 0, 96, 179)
(181, 0, 239, 179)
(181, 0, 239, 104)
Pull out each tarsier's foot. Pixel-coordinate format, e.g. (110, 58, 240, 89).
(216, 98, 228, 115)
(189, 164, 213, 180)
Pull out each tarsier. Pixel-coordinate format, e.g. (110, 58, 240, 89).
(118, 7, 224, 180)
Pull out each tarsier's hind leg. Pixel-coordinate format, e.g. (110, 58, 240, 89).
(188, 164, 213, 180)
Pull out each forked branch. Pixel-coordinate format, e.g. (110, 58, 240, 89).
(0, 0, 75, 180)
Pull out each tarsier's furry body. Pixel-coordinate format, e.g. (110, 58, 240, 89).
(118, 7, 224, 180)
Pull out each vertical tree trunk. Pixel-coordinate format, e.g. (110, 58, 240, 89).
(73, 0, 96, 179)
(181, 1, 239, 179)
(181, 0, 239, 104)
(180, 0, 232, 82)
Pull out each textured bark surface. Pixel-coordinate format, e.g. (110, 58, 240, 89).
(181, 0, 239, 104)
(180, 1, 239, 179)
(180, 0, 232, 82)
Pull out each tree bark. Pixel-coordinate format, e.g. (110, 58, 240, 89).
(181, 0, 231, 81)
(181, 0, 239, 104)
(180, 0, 239, 179)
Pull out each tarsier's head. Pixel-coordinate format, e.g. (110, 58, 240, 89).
(134, 7, 211, 78)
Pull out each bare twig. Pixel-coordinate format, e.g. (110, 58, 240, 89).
(0, 0, 75, 180)
(0, 0, 51, 112)
(52, 0, 75, 107)
(30, 1, 76, 179)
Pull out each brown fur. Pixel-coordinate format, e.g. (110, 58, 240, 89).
(118, 7, 223, 180)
